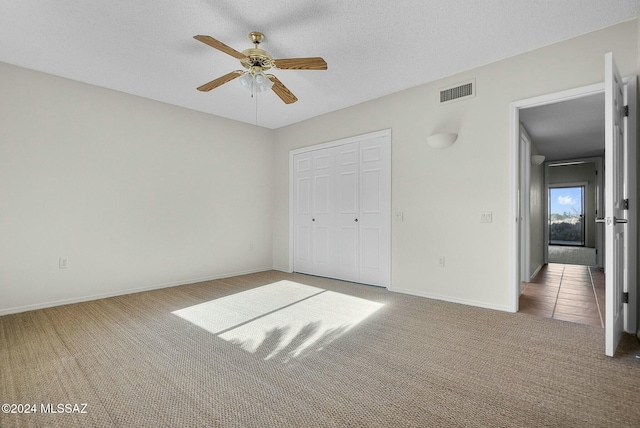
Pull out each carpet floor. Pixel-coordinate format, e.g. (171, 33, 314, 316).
(1, 270, 639, 427)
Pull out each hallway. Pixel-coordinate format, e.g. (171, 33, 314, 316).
(519, 263, 605, 327)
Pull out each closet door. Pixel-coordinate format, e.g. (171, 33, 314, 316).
(311, 148, 334, 278)
(334, 142, 360, 282)
(359, 136, 391, 286)
(293, 148, 335, 277)
(291, 130, 391, 287)
(293, 151, 314, 275)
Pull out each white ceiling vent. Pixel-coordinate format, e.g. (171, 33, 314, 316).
(439, 79, 475, 104)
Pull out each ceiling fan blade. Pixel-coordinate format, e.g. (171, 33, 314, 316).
(273, 57, 327, 70)
(268, 75, 298, 104)
(197, 71, 243, 92)
(194, 35, 247, 60)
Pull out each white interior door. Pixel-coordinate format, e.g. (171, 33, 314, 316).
(311, 148, 334, 278)
(291, 129, 391, 288)
(293, 151, 314, 275)
(359, 136, 391, 287)
(292, 148, 335, 278)
(334, 142, 360, 282)
(604, 52, 627, 357)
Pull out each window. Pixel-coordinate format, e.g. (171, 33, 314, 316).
(549, 186, 585, 246)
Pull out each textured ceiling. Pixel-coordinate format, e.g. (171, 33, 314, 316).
(1, 1, 639, 129)
(520, 93, 605, 162)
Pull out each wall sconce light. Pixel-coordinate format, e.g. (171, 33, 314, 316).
(531, 155, 546, 166)
(426, 132, 458, 149)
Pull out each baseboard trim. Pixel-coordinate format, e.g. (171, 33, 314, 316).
(529, 263, 544, 281)
(0, 267, 272, 316)
(388, 286, 512, 313)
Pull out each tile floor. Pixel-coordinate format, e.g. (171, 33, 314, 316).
(519, 263, 605, 328)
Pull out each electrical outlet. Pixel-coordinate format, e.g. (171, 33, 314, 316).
(59, 257, 68, 269)
(438, 256, 445, 267)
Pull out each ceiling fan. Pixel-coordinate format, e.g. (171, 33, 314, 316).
(194, 31, 327, 104)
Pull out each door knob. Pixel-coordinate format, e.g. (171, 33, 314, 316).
(312, 218, 315, 222)
(596, 217, 628, 225)
(354, 219, 358, 222)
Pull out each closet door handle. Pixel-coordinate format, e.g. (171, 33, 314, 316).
(354, 219, 358, 222)
(312, 218, 315, 222)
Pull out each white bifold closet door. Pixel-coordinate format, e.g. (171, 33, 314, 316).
(292, 131, 390, 287)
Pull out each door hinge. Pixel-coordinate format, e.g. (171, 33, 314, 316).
(623, 199, 629, 210)
(624, 105, 629, 117)
(623, 292, 629, 304)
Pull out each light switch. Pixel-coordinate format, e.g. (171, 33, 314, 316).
(480, 212, 493, 223)
(395, 212, 404, 222)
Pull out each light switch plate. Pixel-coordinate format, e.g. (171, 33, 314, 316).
(480, 212, 493, 223)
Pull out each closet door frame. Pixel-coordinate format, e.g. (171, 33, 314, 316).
(288, 129, 391, 287)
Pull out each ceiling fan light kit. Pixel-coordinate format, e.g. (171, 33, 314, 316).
(194, 31, 327, 104)
(239, 70, 273, 94)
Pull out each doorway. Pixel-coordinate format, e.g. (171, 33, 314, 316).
(514, 90, 606, 329)
(512, 86, 605, 287)
(509, 72, 638, 355)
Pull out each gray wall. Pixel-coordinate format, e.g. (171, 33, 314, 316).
(273, 20, 638, 311)
(0, 63, 275, 314)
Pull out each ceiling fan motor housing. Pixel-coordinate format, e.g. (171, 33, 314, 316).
(240, 48, 273, 72)
(241, 32, 273, 72)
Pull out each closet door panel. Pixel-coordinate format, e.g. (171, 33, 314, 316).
(293, 152, 314, 274)
(361, 169, 381, 213)
(359, 137, 391, 287)
(312, 149, 334, 277)
(339, 171, 358, 213)
(338, 226, 358, 271)
(334, 142, 360, 282)
(361, 227, 381, 269)
(313, 225, 331, 275)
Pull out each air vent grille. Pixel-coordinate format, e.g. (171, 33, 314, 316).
(439, 79, 475, 103)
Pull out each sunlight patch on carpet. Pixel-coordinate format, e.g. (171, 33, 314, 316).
(172, 280, 384, 361)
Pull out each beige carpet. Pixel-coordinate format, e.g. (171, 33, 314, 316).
(1, 270, 640, 427)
